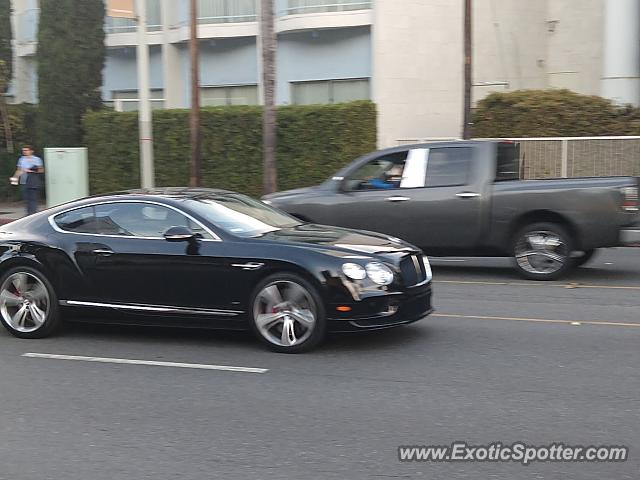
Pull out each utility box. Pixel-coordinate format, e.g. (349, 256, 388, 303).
(44, 148, 89, 208)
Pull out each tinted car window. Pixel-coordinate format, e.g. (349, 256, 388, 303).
(54, 206, 97, 234)
(184, 194, 301, 238)
(425, 148, 472, 187)
(343, 152, 408, 191)
(496, 142, 521, 181)
(93, 203, 213, 239)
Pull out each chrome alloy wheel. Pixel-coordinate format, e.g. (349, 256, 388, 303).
(515, 230, 569, 275)
(0, 272, 50, 333)
(253, 281, 317, 348)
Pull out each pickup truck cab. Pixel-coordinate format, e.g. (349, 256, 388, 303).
(264, 141, 640, 280)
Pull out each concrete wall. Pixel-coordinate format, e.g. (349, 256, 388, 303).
(547, 0, 603, 96)
(374, 0, 607, 145)
(373, 0, 464, 146)
(473, 0, 548, 102)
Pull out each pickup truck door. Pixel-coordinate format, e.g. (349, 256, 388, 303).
(327, 146, 484, 250)
(411, 146, 484, 249)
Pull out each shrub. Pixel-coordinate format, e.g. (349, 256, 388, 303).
(472, 89, 635, 138)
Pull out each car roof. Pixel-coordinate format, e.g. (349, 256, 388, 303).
(69, 187, 237, 205)
(378, 139, 494, 154)
(18, 187, 238, 220)
(105, 187, 235, 199)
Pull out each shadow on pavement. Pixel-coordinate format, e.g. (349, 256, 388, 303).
(55, 320, 432, 354)
(432, 263, 640, 284)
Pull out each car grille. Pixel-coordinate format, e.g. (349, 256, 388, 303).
(399, 254, 427, 287)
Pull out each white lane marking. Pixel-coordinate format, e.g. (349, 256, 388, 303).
(21, 353, 268, 374)
(433, 313, 640, 328)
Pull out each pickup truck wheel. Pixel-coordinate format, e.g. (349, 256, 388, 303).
(573, 249, 597, 268)
(513, 222, 573, 281)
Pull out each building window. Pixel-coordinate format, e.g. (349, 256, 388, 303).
(105, 0, 162, 33)
(201, 85, 259, 106)
(109, 90, 165, 112)
(284, 0, 372, 15)
(291, 79, 370, 105)
(198, 0, 257, 24)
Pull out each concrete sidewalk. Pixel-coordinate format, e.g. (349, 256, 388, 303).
(0, 203, 44, 225)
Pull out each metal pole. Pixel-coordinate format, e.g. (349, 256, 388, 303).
(189, 0, 202, 187)
(462, 0, 472, 139)
(561, 139, 569, 178)
(136, 0, 155, 188)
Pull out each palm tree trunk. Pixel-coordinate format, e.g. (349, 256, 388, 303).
(189, 0, 201, 187)
(261, 0, 277, 194)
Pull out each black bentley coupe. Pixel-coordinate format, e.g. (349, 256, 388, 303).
(0, 188, 432, 352)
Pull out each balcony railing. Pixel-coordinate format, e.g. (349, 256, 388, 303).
(105, 16, 163, 34)
(105, 98, 166, 112)
(105, 0, 162, 34)
(282, 0, 372, 15)
(197, 0, 257, 24)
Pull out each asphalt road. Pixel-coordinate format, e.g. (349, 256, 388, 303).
(1, 248, 639, 480)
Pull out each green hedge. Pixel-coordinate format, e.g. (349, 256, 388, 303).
(84, 101, 377, 196)
(472, 89, 640, 138)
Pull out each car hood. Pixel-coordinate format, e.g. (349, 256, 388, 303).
(257, 223, 418, 257)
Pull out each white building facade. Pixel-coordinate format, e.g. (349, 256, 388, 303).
(10, 0, 635, 147)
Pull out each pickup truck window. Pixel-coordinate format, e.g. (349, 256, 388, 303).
(343, 151, 408, 191)
(425, 148, 471, 187)
(496, 142, 521, 181)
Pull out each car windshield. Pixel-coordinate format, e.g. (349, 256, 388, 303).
(184, 194, 302, 238)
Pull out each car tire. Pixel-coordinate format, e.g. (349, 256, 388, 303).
(0, 266, 61, 339)
(512, 222, 574, 281)
(573, 249, 597, 268)
(249, 273, 326, 353)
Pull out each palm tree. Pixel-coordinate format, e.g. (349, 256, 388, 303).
(261, 0, 277, 194)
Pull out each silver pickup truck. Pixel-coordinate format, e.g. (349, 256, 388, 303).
(263, 141, 640, 280)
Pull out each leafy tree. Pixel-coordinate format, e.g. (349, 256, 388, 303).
(0, 1, 13, 151)
(37, 0, 105, 147)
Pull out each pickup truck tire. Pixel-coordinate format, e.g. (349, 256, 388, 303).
(512, 222, 574, 281)
(573, 249, 597, 268)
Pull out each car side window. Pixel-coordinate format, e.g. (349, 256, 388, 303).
(54, 206, 98, 234)
(93, 203, 213, 239)
(425, 148, 472, 187)
(343, 151, 408, 191)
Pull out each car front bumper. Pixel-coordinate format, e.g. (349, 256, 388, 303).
(327, 283, 433, 332)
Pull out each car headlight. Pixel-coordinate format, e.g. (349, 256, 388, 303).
(423, 256, 433, 282)
(342, 262, 367, 280)
(365, 262, 394, 285)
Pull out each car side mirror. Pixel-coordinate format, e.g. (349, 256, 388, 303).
(163, 226, 196, 242)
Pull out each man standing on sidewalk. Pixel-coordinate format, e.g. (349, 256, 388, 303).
(12, 145, 44, 215)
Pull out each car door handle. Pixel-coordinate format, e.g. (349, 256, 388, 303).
(386, 196, 410, 202)
(456, 192, 481, 199)
(231, 262, 264, 271)
(92, 249, 115, 256)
